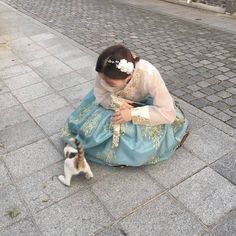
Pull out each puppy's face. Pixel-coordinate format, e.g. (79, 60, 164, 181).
(64, 144, 78, 159)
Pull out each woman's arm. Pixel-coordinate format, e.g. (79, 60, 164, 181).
(131, 65, 176, 126)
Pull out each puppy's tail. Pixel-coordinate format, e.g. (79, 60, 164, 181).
(74, 139, 85, 169)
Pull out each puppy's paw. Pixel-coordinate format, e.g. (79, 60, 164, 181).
(58, 175, 70, 186)
(85, 172, 94, 179)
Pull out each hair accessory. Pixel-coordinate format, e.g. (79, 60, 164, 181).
(107, 59, 134, 74)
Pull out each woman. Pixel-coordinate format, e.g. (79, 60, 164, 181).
(61, 45, 189, 166)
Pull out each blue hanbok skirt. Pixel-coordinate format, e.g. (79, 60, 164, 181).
(61, 90, 188, 166)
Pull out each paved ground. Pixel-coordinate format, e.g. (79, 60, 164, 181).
(0, 1, 236, 236)
(2, 0, 236, 129)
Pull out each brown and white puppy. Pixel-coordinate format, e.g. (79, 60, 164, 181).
(58, 140, 93, 186)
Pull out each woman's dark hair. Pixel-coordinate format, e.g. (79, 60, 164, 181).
(95, 45, 140, 80)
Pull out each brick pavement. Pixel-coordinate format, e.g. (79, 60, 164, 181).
(2, 0, 236, 128)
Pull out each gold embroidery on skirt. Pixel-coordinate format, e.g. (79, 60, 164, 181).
(120, 123, 134, 136)
(140, 125, 163, 149)
(96, 149, 116, 164)
(104, 120, 113, 133)
(172, 115, 185, 134)
(80, 111, 102, 136)
(76, 102, 96, 122)
(147, 156, 159, 165)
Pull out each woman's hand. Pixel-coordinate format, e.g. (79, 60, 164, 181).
(120, 100, 133, 110)
(112, 109, 132, 124)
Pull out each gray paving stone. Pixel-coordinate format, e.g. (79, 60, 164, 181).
(0, 105, 31, 131)
(34, 189, 113, 236)
(170, 167, 236, 226)
(205, 64, 217, 70)
(59, 81, 93, 102)
(49, 132, 65, 155)
(183, 125, 236, 163)
(0, 80, 10, 95)
(213, 112, 232, 121)
(171, 89, 186, 97)
(225, 71, 236, 78)
(213, 62, 225, 67)
(34, 37, 66, 49)
(4, 139, 62, 180)
(30, 32, 55, 42)
(12, 81, 54, 103)
(210, 84, 225, 92)
(17, 49, 50, 62)
(206, 95, 221, 103)
(226, 87, 236, 95)
(53, 47, 87, 62)
(11, 42, 42, 55)
(0, 120, 45, 154)
(119, 194, 205, 236)
(9, 37, 34, 48)
(0, 185, 28, 229)
(187, 85, 201, 92)
(27, 56, 73, 79)
(0, 218, 41, 236)
(0, 55, 22, 70)
(229, 77, 236, 84)
(17, 161, 87, 213)
(143, 148, 206, 189)
(180, 94, 196, 102)
(23, 93, 69, 117)
(214, 101, 229, 111)
(218, 67, 230, 73)
(200, 60, 211, 65)
(63, 55, 96, 70)
(47, 71, 87, 91)
(200, 87, 215, 95)
(212, 212, 236, 236)
(0, 64, 32, 80)
(190, 98, 209, 108)
(216, 90, 232, 99)
(77, 66, 97, 81)
(96, 224, 127, 236)
(4, 71, 42, 90)
(215, 75, 229, 81)
(200, 231, 215, 236)
(192, 91, 206, 98)
(35, 105, 74, 136)
(0, 93, 19, 111)
(197, 81, 210, 88)
(0, 161, 11, 189)
(224, 97, 236, 106)
(92, 169, 163, 219)
(211, 151, 236, 185)
(220, 81, 234, 88)
(185, 112, 207, 131)
(225, 108, 236, 116)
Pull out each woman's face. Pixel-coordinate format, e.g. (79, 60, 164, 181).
(101, 73, 132, 87)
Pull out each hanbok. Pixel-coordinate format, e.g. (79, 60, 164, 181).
(61, 59, 188, 166)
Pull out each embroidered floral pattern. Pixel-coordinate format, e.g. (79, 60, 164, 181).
(140, 125, 164, 149)
(80, 111, 102, 136)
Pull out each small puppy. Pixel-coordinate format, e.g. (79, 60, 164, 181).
(58, 140, 93, 186)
